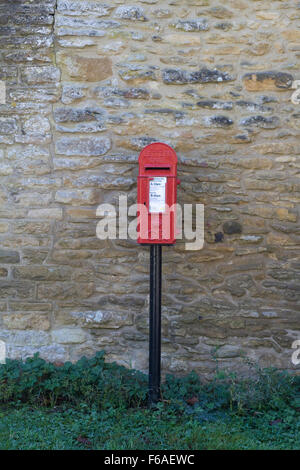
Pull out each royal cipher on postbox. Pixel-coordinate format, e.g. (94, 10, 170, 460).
(137, 143, 179, 245)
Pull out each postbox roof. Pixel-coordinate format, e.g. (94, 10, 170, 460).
(138, 142, 177, 176)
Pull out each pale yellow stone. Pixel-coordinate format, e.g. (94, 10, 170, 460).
(275, 156, 296, 163)
(267, 233, 294, 246)
(59, 53, 112, 82)
(282, 30, 300, 42)
(275, 208, 297, 222)
(0, 222, 9, 233)
(247, 42, 270, 56)
(164, 33, 201, 45)
(214, 45, 243, 55)
(65, 208, 97, 219)
(3, 313, 50, 331)
(256, 11, 280, 21)
(243, 75, 277, 91)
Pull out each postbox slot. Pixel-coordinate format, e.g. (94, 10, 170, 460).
(145, 167, 170, 171)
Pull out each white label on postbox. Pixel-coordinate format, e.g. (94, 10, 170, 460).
(149, 177, 166, 213)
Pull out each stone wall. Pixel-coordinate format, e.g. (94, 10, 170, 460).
(0, 0, 299, 376)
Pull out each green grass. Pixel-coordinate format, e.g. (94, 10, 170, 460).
(0, 404, 299, 450)
(0, 352, 299, 450)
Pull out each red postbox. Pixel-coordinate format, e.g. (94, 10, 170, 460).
(137, 143, 179, 245)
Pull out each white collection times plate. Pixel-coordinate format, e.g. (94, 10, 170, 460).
(149, 177, 166, 213)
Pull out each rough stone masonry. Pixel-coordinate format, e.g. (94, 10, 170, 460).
(0, 0, 299, 377)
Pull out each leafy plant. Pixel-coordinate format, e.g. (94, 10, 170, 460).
(0, 352, 147, 409)
(0, 352, 298, 417)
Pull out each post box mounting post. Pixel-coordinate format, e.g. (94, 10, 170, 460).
(149, 244, 162, 405)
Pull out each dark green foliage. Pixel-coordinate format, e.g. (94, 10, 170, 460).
(0, 352, 147, 409)
(162, 371, 201, 402)
(0, 352, 298, 414)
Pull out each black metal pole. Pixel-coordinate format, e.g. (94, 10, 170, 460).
(149, 244, 162, 405)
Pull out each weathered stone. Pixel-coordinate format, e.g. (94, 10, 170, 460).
(55, 121, 106, 134)
(3, 49, 52, 64)
(37, 283, 94, 301)
(0, 117, 17, 134)
(172, 19, 209, 32)
(3, 313, 50, 331)
(0, 281, 35, 299)
(275, 208, 297, 223)
(13, 221, 51, 235)
(0, 163, 12, 176)
(9, 302, 52, 312)
(55, 27, 106, 37)
(162, 68, 233, 84)
(61, 85, 86, 104)
(118, 64, 157, 83)
(56, 15, 120, 30)
(0, 222, 9, 233)
(153, 8, 171, 18)
(54, 106, 104, 123)
(0, 35, 53, 48)
(282, 30, 300, 42)
(92, 86, 150, 100)
(13, 266, 71, 281)
(51, 328, 87, 344)
(163, 33, 202, 46)
(246, 42, 270, 57)
(55, 136, 111, 156)
(23, 116, 51, 136)
(27, 208, 63, 219)
(0, 249, 20, 264)
(223, 221, 242, 234)
(240, 235, 262, 244)
(208, 6, 233, 19)
(114, 5, 147, 21)
(235, 100, 272, 113)
(240, 115, 279, 129)
(2, 330, 50, 348)
(243, 71, 293, 91)
(205, 115, 234, 127)
(0, 64, 17, 84)
(60, 54, 112, 82)
(214, 22, 232, 31)
(21, 66, 60, 84)
(215, 345, 244, 358)
(55, 189, 98, 205)
(57, 1, 113, 16)
(53, 157, 101, 171)
(63, 173, 134, 190)
(70, 310, 133, 328)
(8, 176, 60, 191)
(65, 207, 98, 219)
(197, 100, 233, 110)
